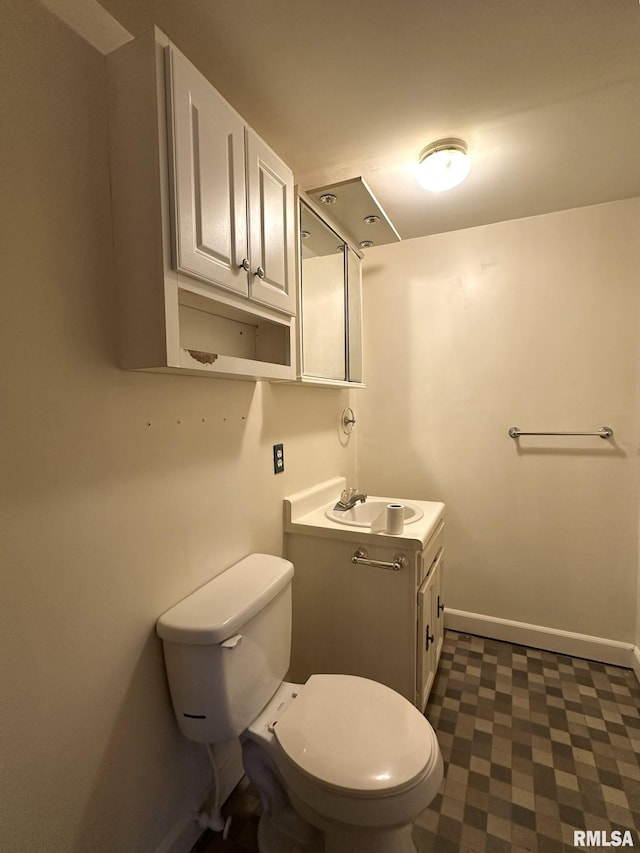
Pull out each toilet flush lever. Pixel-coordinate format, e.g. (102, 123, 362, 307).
(221, 634, 243, 649)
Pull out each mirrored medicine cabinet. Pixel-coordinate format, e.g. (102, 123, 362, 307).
(296, 195, 364, 387)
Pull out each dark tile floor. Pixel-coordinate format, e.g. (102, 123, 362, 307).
(193, 631, 640, 852)
(415, 632, 640, 852)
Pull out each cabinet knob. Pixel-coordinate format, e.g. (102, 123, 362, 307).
(239, 258, 250, 272)
(437, 596, 444, 617)
(425, 626, 434, 650)
(255, 266, 265, 279)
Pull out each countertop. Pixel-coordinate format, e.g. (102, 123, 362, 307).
(284, 476, 445, 551)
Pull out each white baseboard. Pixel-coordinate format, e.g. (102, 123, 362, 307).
(445, 609, 636, 670)
(632, 645, 640, 683)
(151, 812, 201, 853)
(152, 741, 245, 853)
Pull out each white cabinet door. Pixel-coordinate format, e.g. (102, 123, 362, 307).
(417, 569, 435, 712)
(167, 46, 249, 296)
(434, 554, 445, 671)
(246, 130, 296, 315)
(416, 547, 444, 711)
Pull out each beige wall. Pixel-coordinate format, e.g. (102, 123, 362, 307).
(0, 3, 355, 851)
(3, 2, 640, 851)
(358, 199, 640, 646)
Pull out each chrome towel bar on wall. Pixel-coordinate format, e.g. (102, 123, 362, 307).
(508, 426, 613, 440)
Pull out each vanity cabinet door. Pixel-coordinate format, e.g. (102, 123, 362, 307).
(416, 547, 444, 711)
(167, 46, 249, 297)
(434, 556, 445, 671)
(246, 130, 296, 315)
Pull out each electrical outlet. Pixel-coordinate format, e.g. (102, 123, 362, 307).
(273, 443, 284, 474)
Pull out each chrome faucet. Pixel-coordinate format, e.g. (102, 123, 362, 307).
(334, 487, 368, 511)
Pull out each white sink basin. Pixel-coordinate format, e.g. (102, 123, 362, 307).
(325, 500, 424, 528)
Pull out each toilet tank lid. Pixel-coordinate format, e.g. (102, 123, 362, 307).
(156, 554, 294, 645)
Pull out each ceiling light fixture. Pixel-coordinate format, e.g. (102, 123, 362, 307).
(416, 138, 471, 192)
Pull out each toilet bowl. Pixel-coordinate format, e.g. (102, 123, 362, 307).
(242, 675, 443, 853)
(156, 553, 443, 853)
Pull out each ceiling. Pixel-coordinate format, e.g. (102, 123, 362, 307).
(97, 0, 640, 241)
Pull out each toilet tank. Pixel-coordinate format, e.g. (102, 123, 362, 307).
(156, 554, 294, 743)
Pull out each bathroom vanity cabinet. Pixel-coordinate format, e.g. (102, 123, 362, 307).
(107, 29, 296, 380)
(284, 481, 446, 711)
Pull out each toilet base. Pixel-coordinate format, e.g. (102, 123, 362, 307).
(257, 811, 322, 853)
(257, 808, 419, 853)
(321, 823, 418, 853)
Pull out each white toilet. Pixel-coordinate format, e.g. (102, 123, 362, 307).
(156, 554, 443, 853)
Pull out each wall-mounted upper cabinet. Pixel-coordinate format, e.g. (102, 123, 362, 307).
(167, 47, 295, 315)
(107, 29, 296, 380)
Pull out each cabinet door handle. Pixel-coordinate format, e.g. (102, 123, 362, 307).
(437, 596, 444, 617)
(239, 258, 250, 272)
(352, 548, 405, 571)
(425, 626, 434, 650)
(255, 266, 265, 279)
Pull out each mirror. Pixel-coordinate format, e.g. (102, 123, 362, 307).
(299, 202, 347, 380)
(298, 198, 364, 385)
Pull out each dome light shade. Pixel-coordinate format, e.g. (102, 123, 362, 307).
(417, 138, 471, 192)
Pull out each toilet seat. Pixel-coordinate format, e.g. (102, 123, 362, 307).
(274, 674, 436, 796)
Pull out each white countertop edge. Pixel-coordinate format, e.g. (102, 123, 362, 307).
(284, 519, 429, 549)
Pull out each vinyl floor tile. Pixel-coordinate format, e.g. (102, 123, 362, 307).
(415, 632, 640, 852)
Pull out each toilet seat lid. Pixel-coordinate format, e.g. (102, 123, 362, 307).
(274, 674, 436, 796)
